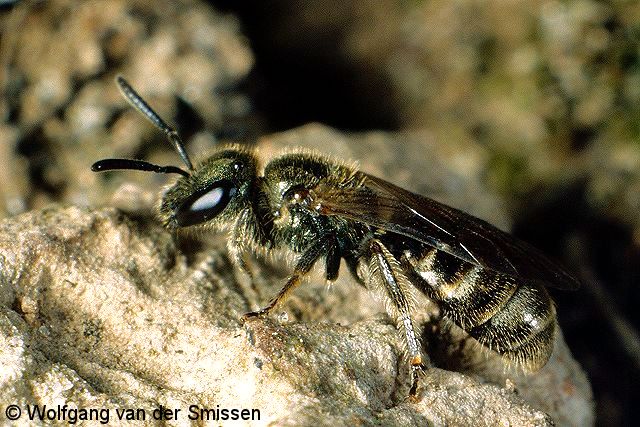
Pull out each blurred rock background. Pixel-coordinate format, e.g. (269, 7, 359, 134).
(0, 0, 638, 424)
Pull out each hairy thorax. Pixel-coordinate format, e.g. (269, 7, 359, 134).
(260, 152, 366, 254)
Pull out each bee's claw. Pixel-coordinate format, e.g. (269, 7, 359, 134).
(241, 310, 267, 323)
(409, 379, 420, 400)
(409, 363, 425, 401)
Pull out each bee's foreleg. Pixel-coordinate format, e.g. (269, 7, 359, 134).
(241, 234, 339, 321)
(229, 209, 262, 278)
(367, 239, 424, 396)
(228, 211, 262, 305)
(227, 239, 254, 281)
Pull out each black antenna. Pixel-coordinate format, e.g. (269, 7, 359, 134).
(115, 76, 194, 171)
(91, 159, 190, 177)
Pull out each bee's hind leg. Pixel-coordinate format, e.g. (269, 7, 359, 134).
(367, 239, 425, 398)
(241, 234, 339, 322)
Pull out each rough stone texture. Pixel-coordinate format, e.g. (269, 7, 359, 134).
(0, 129, 593, 426)
(0, 0, 254, 218)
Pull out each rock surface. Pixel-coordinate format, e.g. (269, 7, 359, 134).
(0, 129, 593, 426)
(0, 0, 254, 218)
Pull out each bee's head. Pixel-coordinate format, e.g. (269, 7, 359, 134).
(158, 147, 256, 230)
(92, 76, 257, 230)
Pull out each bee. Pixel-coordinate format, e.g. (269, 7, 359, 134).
(93, 77, 579, 395)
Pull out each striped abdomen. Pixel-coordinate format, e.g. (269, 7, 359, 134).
(407, 248, 556, 371)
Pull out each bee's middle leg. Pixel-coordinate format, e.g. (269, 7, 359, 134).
(241, 234, 339, 321)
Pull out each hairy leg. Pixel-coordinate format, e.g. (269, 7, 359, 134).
(242, 234, 339, 321)
(367, 239, 424, 396)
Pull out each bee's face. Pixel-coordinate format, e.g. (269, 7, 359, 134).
(158, 148, 257, 230)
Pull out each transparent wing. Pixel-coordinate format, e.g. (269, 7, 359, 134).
(315, 173, 579, 290)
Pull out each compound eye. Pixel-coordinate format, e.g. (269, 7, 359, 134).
(175, 180, 237, 227)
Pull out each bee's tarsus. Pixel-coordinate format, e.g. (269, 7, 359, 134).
(409, 363, 425, 400)
(241, 311, 265, 323)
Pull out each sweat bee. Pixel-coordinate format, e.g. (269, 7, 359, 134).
(93, 77, 579, 394)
